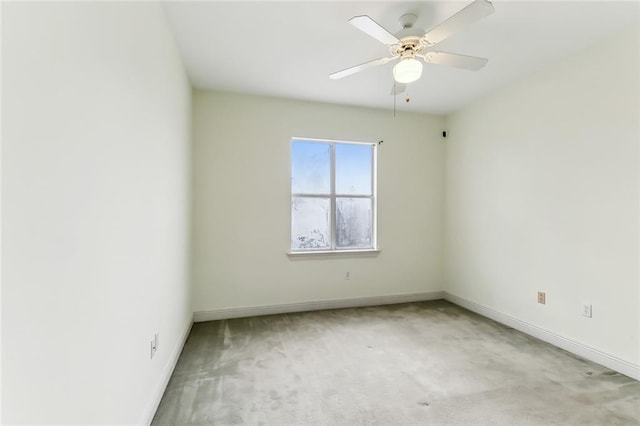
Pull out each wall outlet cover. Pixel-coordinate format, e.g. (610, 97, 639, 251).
(537, 292, 546, 304)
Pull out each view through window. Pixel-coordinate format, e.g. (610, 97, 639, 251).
(291, 138, 376, 251)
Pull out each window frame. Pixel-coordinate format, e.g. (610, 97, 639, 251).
(290, 137, 378, 254)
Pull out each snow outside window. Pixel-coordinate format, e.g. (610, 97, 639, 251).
(291, 138, 376, 252)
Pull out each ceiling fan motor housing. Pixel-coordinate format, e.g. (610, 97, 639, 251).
(391, 37, 425, 60)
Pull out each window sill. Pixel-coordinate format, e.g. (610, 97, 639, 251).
(287, 249, 380, 259)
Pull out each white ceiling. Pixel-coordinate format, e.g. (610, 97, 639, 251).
(163, 1, 639, 115)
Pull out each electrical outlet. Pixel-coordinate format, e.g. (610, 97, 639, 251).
(582, 303, 592, 318)
(150, 333, 159, 359)
(537, 292, 546, 304)
(345, 272, 350, 280)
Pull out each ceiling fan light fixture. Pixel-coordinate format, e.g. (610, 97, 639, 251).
(393, 58, 423, 84)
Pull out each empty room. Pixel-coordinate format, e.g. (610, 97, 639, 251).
(2, 0, 639, 424)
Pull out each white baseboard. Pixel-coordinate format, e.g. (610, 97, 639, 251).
(444, 292, 640, 381)
(193, 291, 445, 322)
(140, 318, 193, 426)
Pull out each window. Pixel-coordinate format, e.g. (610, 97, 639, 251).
(290, 138, 377, 252)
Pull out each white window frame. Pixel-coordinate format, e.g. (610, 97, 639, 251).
(289, 137, 378, 254)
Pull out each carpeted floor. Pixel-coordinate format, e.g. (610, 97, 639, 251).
(152, 300, 640, 425)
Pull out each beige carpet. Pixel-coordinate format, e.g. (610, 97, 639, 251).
(152, 300, 640, 425)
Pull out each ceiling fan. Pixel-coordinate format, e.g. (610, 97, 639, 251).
(329, 0, 494, 87)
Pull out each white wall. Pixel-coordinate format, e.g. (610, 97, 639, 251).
(2, 3, 191, 424)
(444, 28, 639, 368)
(192, 91, 444, 312)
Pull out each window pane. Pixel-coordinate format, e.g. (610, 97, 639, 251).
(291, 197, 330, 249)
(335, 143, 372, 195)
(291, 141, 330, 194)
(336, 198, 372, 249)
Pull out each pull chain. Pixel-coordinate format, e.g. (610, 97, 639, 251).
(393, 81, 396, 117)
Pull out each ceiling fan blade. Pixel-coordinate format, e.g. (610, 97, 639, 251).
(424, 51, 488, 70)
(422, 0, 494, 46)
(390, 82, 406, 96)
(329, 57, 394, 80)
(349, 15, 399, 46)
